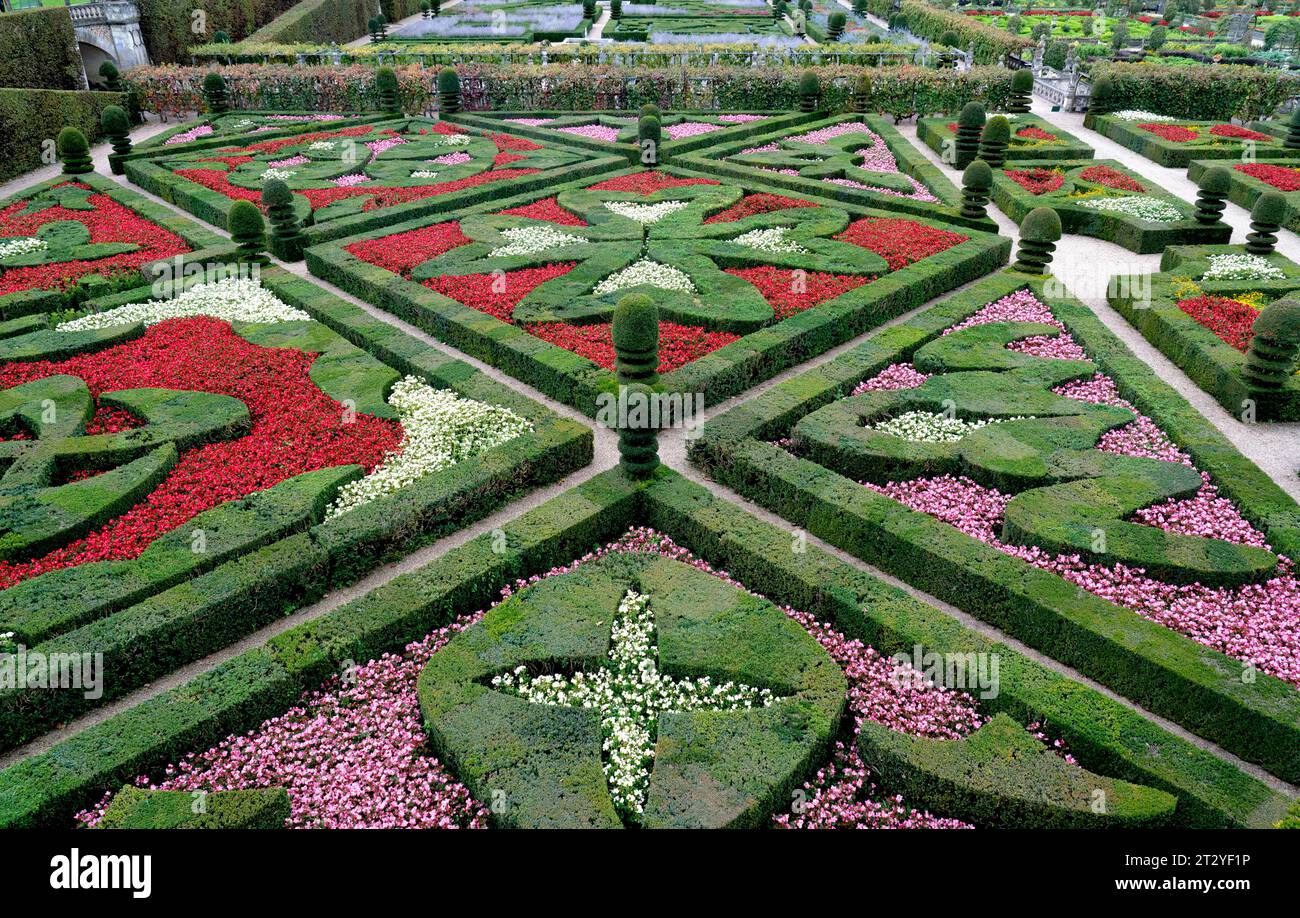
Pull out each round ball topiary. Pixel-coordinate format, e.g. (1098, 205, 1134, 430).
(1286, 106, 1300, 150)
(828, 11, 846, 39)
(56, 127, 93, 175)
(1243, 297, 1300, 389)
(98, 60, 123, 92)
(1198, 165, 1232, 196)
(960, 158, 993, 220)
(261, 177, 293, 209)
(437, 67, 462, 114)
(939, 29, 960, 46)
(958, 102, 986, 129)
(1252, 190, 1288, 226)
(202, 72, 228, 114)
(376, 66, 400, 113)
(1011, 68, 1034, 92)
(1087, 76, 1114, 117)
(101, 105, 132, 174)
(640, 103, 661, 119)
(1251, 297, 1300, 345)
(977, 115, 1011, 168)
(798, 71, 821, 112)
(1192, 165, 1232, 225)
(1021, 206, 1063, 243)
(612, 293, 660, 356)
(962, 158, 992, 191)
(228, 200, 267, 264)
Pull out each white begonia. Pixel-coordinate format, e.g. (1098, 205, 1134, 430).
(1201, 253, 1286, 282)
(326, 377, 533, 519)
(603, 200, 689, 224)
(261, 168, 297, 182)
(489, 225, 583, 258)
(308, 141, 337, 151)
(437, 134, 471, 146)
(1076, 195, 1183, 223)
(731, 226, 808, 254)
(492, 589, 779, 822)
(593, 258, 696, 296)
(0, 237, 47, 260)
(410, 170, 439, 179)
(1113, 110, 1178, 122)
(58, 278, 310, 330)
(871, 410, 1030, 443)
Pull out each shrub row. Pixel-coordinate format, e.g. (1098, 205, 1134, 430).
(0, 90, 128, 184)
(248, 0, 377, 45)
(866, 0, 1032, 63)
(0, 7, 83, 91)
(1089, 115, 1299, 168)
(916, 114, 1096, 163)
(135, 0, 306, 63)
(1088, 61, 1300, 121)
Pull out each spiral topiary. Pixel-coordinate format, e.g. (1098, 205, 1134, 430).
(262, 179, 305, 262)
(960, 159, 993, 221)
(582, 0, 596, 20)
(56, 127, 92, 175)
(420, 1, 430, 18)
(1193, 166, 1231, 225)
(376, 66, 400, 114)
(772, 0, 785, 18)
(828, 11, 846, 40)
(798, 71, 820, 113)
(1007, 68, 1034, 114)
(1242, 298, 1300, 390)
(612, 294, 661, 478)
(640, 102, 660, 119)
(638, 114, 661, 166)
(438, 67, 461, 115)
(98, 61, 123, 94)
(954, 102, 985, 169)
(1286, 106, 1300, 151)
(977, 115, 1011, 169)
(101, 105, 132, 175)
(202, 72, 228, 114)
(611, 0, 622, 18)
(853, 72, 872, 114)
(1087, 75, 1114, 119)
(1013, 207, 1062, 274)
(1246, 191, 1287, 255)
(228, 200, 268, 265)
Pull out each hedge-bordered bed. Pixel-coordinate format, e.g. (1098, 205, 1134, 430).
(1188, 157, 1300, 237)
(130, 111, 376, 160)
(0, 466, 1286, 829)
(990, 159, 1230, 254)
(917, 113, 1095, 164)
(307, 164, 1009, 416)
(1089, 114, 1298, 168)
(691, 268, 1300, 784)
(0, 265, 592, 754)
(1107, 243, 1300, 422)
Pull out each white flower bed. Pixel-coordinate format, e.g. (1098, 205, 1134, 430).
(58, 278, 311, 330)
(1201, 253, 1287, 282)
(410, 170, 439, 179)
(261, 168, 297, 182)
(593, 258, 696, 296)
(731, 227, 808, 254)
(1113, 110, 1178, 122)
(1076, 195, 1183, 223)
(489, 225, 583, 258)
(492, 589, 778, 821)
(604, 200, 689, 224)
(0, 237, 47, 260)
(872, 410, 1021, 443)
(308, 141, 337, 151)
(326, 376, 533, 519)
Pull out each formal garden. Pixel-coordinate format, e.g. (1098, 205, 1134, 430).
(0, 0, 1298, 863)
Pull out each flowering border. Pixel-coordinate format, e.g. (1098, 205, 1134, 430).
(917, 113, 1095, 163)
(1093, 114, 1298, 168)
(1188, 156, 1300, 238)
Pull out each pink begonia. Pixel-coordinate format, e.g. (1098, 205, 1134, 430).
(333, 173, 372, 187)
(266, 114, 343, 122)
(365, 136, 407, 158)
(431, 151, 472, 166)
(507, 118, 554, 126)
(717, 113, 764, 123)
(268, 155, 308, 168)
(664, 122, 724, 140)
(164, 124, 214, 145)
(557, 124, 621, 142)
(753, 124, 937, 201)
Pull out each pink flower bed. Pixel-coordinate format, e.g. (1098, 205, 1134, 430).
(333, 173, 372, 187)
(664, 121, 724, 140)
(268, 155, 309, 168)
(164, 124, 214, 145)
(557, 124, 621, 142)
(749, 123, 937, 202)
(365, 136, 407, 158)
(717, 113, 764, 123)
(507, 118, 555, 126)
(430, 151, 472, 166)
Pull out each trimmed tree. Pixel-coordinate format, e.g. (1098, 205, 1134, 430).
(1246, 191, 1287, 255)
(954, 102, 985, 169)
(612, 294, 661, 478)
(828, 11, 846, 40)
(100, 105, 132, 176)
(1242, 298, 1300, 390)
(1285, 106, 1300, 151)
(202, 72, 229, 114)
(228, 200, 268, 265)
(638, 114, 661, 167)
(438, 67, 461, 115)
(798, 71, 820, 113)
(1013, 207, 1062, 274)
(960, 159, 993, 221)
(262, 179, 305, 262)
(1193, 166, 1231, 225)
(376, 66, 400, 114)
(611, 0, 622, 18)
(1087, 76, 1114, 117)
(1007, 69, 1033, 114)
(98, 61, 123, 94)
(853, 73, 872, 114)
(977, 115, 1011, 169)
(56, 127, 92, 175)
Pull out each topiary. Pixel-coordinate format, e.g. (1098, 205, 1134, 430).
(611, 0, 622, 18)
(1013, 207, 1062, 274)
(772, 0, 785, 18)
(640, 102, 661, 119)
(853, 73, 872, 114)
(798, 71, 821, 113)
(438, 67, 461, 115)
(638, 115, 661, 166)
(954, 102, 985, 169)
(1007, 68, 1034, 114)
(420, 1, 430, 18)
(828, 11, 846, 40)
(582, 0, 596, 20)
(1246, 191, 1287, 255)
(1192, 166, 1231, 225)
(213, 30, 230, 44)
(262, 179, 305, 262)
(376, 66, 400, 114)
(368, 17, 381, 41)
(56, 127, 92, 175)
(612, 294, 661, 478)
(100, 105, 132, 176)
(939, 29, 960, 47)
(1242, 298, 1300, 389)
(228, 200, 268, 265)
(1087, 76, 1115, 118)
(960, 159, 993, 221)
(977, 115, 1011, 169)
(202, 72, 228, 114)
(430, 0, 441, 14)
(853, 0, 866, 13)
(1286, 106, 1300, 151)
(98, 61, 123, 94)
(375, 14, 388, 40)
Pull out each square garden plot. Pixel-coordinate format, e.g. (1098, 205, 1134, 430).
(0, 467, 1288, 830)
(692, 269, 1300, 785)
(607, 0, 796, 42)
(307, 165, 1009, 416)
(1088, 113, 1299, 168)
(131, 112, 376, 159)
(1189, 157, 1300, 237)
(917, 114, 1096, 164)
(124, 116, 624, 248)
(1107, 244, 1300, 422)
(0, 264, 590, 755)
(990, 159, 1230, 254)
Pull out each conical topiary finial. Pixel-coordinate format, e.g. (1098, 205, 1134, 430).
(798, 71, 820, 113)
(1242, 297, 1300, 390)
(1193, 166, 1231, 225)
(1087, 75, 1114, 119)
(1013, 206, 1062, 274)
(853, 73, 872, 114)
(228, 200, 268, 265)
(611, 294, 661, 478)
(1246, 191, 1287, 255)
(56, 127, 93, 175)
(977, 115, 1011, 169)
(376, 66, 400, 114)
(437, 67, 461, 115)
(954, 102, 985, 169)
(262, 179, 305, 261)
(101, 105, 132, 175)
(202, 71, 228, 114)
(960, 158, 993, 221)
(638, 114, 660, 167)
(1285, 107, 1300, 151)
(1007, 68, 1033, 114)
(827, 11, 846, 40)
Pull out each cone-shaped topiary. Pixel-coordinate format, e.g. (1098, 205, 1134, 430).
(1193, 166, 1231, 225)
(202, 72, 228, 114)
(977, 115, 1011, 169)
(369, 17, 381, 41)
(437, 67, 461, 115)
(1246, 191, 1287, 255)
(98, 60, 123, 93)
(262, 179, 305, 261)
(640, 102, 660, 119)
(1013, 207, 1062, 274)
(954, 102, 985, 169)
(1242, 298, 1300, 389)
(376, 66, 400, 114)
(638, 114, 660, 166)
(828, 11, 846, 39)
(57, 127, 93, 175)
(582, 0, 596, 20)
(611, 0, 622, 17)
(960, 159, 993, 221)
(228, 200, 268, 265)
(430, 0, 441, 14)
(420, 1, 430, 17)
(101, 105, 132, 175)
(853, 72, 872, 114)
(798, 71, 820, 112)
(1007, 68, 1033, 114)
(1087, 76, 1114, 118)
(1286, 106, 1300, 151)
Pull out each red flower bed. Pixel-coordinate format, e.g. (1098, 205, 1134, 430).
(345, 221, 470, 275)
(1079, 164, 1145, 192)
(585, 172, 721, 195)
(704, 193, 815, 224)
(1177, 295, 1258, 352)
(836, 217, 968, 271)
(422, 263, 577, 322)
(1209, 123, 1271, 141)
(725, 266, 874, 320)
(483, 132, 542, 152)
(1004, 167, 1064, 195)
(0, 318, 401, 588)
(526, 321, 739, 373)
(428, 122, 467, 136)
(174, 167, 265, 204)
(1236, 162, 1300, 192)
(0, 185, 190, 296)
(496, 196, 587, 225)
(1139, 123, 1199, 143)
(1014, 126, 1058, 142)
(492, 151, 528, 167)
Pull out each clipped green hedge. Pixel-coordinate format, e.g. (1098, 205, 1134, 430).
(1088, 62, 1300, 122)
(917, 113, 1095, 164)
(1092, 114, 1300, 168)
(249, 0, 376, 45)
(97, 786, 290, 829)
(135, 0, 307, 63)
(0, 7, 83, 91)
(867, 0, 1031, 63)
(1190, 157, 1300, 239)
(0, 90, 130, 184)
